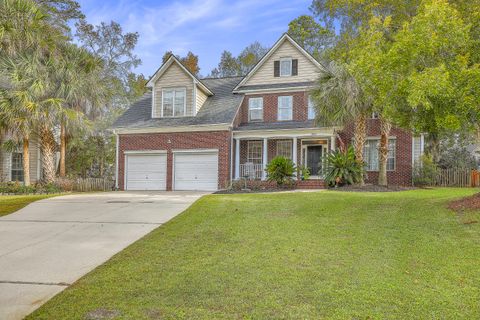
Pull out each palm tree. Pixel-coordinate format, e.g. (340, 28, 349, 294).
(0, 0, 64, 184)
(1, 52, 64, 182)
(310, 61, 370, 185)
(378, 116, 392, 186)
(53, 43, 105, 177)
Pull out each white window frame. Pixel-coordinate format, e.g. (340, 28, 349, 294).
(248, 97, 263, 122)
(247, 141, 263, 164)
(11, 152, 24, 182)
(280, 57, 292, 77)
(308, 95, 316, 120)
(276, 140, 292, 159)
(387, 139, 396, 171)
(363, 138, 396, 172)
(277, 96, 293, 121)
(161, 87, 186, 117)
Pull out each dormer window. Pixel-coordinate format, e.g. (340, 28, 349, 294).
(162, 88, 186, 117)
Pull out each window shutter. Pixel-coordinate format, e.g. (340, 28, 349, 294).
(292, 59, 298, 75)
(274, 61, 280, 77)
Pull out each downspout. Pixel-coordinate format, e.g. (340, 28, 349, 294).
(115, 131, 119, 190)
(230, 129, 234, 187)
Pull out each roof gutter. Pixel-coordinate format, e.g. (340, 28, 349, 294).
(114, 123, 232, 135)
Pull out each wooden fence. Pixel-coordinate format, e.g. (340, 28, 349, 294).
(62, 178, 114, 192)
(427, 168, 480, 187)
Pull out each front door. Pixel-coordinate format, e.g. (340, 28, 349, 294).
(306, 145, 323, 176)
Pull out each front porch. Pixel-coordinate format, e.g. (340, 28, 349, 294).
(232, 129, 337, 182)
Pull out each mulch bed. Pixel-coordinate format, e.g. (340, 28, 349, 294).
(448, 193, 480, 212)
(330, 184, 416, 192)
(214, 188, 294, 194)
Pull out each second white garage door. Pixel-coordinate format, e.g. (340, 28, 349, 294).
(174, 151, 219, 191)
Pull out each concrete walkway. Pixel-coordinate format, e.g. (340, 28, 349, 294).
(0, 191, 206, 320)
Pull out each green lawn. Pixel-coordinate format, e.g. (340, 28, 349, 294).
(0, 194, 59, 217)
(28, 189, 480, 319)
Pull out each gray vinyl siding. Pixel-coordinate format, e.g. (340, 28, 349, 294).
(0, 134, 41, 183)
(412, 136, 423, 165)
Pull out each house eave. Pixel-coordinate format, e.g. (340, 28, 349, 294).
(115, 123, 232, 135)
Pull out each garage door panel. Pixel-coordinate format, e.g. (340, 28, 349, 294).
(126, 171, 164, 180)
(126, 154, 167, 191)
(174, 152, 218, 191)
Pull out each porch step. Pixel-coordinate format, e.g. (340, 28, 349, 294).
(296, 179, 326, 189)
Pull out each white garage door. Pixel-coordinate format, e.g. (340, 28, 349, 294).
(126, 153, 167, 190)
(174, 151, 218, 191)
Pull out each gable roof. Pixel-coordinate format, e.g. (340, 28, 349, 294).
(113, 77, 243, 130)
(146, 55, 214, 96)
(232, 33, 325, 92)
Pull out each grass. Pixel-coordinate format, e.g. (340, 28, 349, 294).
(0, 194, 60, 217)
(28, 189, 480, 319)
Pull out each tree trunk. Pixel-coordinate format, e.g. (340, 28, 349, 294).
(22, 136, 30, 186)
(60, 123, 66, 177)
(353, 112, 367, 186)
(41, 126, 56, 183)
(429, 133, 440, 163)
(378, 117, 392, 186)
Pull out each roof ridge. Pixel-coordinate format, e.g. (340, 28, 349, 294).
(201, 75, 245, 80)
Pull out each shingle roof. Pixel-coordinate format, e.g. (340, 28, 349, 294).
(113, 77, 244, 129)
(235, 81, 315, 92)
(235, 121, 317, 131)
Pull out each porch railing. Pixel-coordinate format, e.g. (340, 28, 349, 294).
(239, 163, 264, 180)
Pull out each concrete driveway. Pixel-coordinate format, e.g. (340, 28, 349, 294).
(0, 191, 206, 320)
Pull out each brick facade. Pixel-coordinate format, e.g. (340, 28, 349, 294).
(339, 119, 413, 186)
(118, 131, 231, 190)
(238, 91, 310, 124)
(119, 101, 414, 190)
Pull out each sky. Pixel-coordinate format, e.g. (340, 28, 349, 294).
(77, 0, 312, 78)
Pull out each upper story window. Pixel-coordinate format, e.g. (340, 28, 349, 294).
(274, 58, 298, 77)
(278, 96, 293, 121)
(280, 58, 292, 76)
(308, 95, 316, 120)
(162, 88, 186, 117)
(248, 97, 263, 121)
(363, 138, 396, 171)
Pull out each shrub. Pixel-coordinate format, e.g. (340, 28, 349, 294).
(297, 165, 311, 181)
(323, 146, 363, 187)
(413, 155, 438, 187)
(265, 156, 296, 187)
(0, 181, 63, 194)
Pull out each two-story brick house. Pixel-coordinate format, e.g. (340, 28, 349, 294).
(113, 33, 423, 191)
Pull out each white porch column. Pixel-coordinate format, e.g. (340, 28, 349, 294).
(234, 138, 240, 180)
(292, 137, 298, 165)
(262, 138, 268, 180)
(292, 137, 298, 179)
(330, 135, 336, 151)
